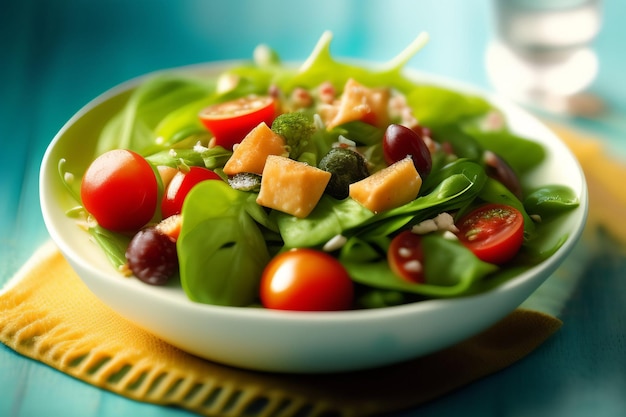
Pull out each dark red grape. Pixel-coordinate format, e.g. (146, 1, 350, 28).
(383, 124, 432, 179)
(126, 227, 178, 285)
(484, 150, 523, 199)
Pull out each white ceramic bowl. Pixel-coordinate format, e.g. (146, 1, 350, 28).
(40, 62, 587, 374)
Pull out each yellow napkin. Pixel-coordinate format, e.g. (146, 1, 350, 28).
(547, 122, 626, 246)
(0, 242, 560, 417)
(1, 122, 623, 417)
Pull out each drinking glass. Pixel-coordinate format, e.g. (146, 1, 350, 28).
(486, 0, 603, 114)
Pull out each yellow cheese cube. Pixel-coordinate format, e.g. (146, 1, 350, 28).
(349, 157, 422, 213)
(256, 155, 331, 218)
(325, 78, 390, 129)
(223, 122, 287, 176)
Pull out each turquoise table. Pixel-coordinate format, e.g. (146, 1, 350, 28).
(2, 1, 625, 416)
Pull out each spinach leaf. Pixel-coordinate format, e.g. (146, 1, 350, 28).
(421, 158, 484, 194)
(97, 75, 214, 156)
(333, 121, 384, 146)
(152, 96, 217, 148)
(478, 177, 536, 237)
(273, 196, 375, 248)
(467, 128, 546, 175)
(277, 32, 425, 95)
(430, 124, 484, 161)
(274, 160, 486, 248)
(406, 85, 493, 128)
(524, 185, 580, 219)
(359, 160, 487, 238)
(177, 181, 270, 306)
(341, 234, 497, 298)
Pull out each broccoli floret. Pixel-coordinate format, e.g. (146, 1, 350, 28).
(318, 147, 370, 200)
(271, 112, 316, 161)
(227, 173, 262, 192)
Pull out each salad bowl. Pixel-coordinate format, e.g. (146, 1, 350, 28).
(40, 44, 587, 373)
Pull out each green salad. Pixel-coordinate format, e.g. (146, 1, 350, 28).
(62, 32, 580, 311)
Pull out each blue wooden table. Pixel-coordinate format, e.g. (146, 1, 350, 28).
(2, 1, 625, 416)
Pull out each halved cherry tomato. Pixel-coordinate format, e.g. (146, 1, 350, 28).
(456, 203, 524, 264)
(161, 166, 222, 219)
(388, 230, 425, 283)
(199, 95, 276, 150)
(81, 149, 158, 233)
(260, 248, 354, 311)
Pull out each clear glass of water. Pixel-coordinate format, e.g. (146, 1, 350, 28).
(486, 0, 603, 114)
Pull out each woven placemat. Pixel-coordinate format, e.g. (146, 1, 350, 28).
(0, 242, 561, 417)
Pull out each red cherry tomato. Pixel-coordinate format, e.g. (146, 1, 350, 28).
(199, 95, 277, 150)
(260, 248, 354, 311)
(80, 149, 158, 232)
(161, 166, 222, 219)
(387, 230, 425, 283)
(456, 203, 524, 264)
(383, 124, 432, 179)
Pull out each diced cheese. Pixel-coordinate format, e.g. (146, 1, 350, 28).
(256, 155, 331, 218)
(349, 157, 422, 213)
(325, 78, 390, 129)
(223, 122, 287, 176)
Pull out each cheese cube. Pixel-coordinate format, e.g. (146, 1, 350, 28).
(223, 122, 287, 176)
(349, 157, 422, 213)
(256, 155, 331, 218)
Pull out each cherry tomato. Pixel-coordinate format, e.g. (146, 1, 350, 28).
(199, 95, 277, 150)
(161, 166, 222, 219)
(456, 203, 524, 264)
(388, 230, 425, 283)
(383, 124, 432, 179)
(260, 248, 354, 311)
(81, 149, 158, 233)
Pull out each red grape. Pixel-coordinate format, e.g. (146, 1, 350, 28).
(383, 124, 432, 179)
(126, 227, 178, 285)
(484, 150, 523, 199)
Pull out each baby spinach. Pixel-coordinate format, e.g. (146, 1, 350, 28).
(524, 185, 581, 219)
(406, 85, 493, 128)
(468, 128, 546, 176)
(273, 196, 375, 249)
(177, 181, 270, 306)
(273, 159, 486, 248)
(341, 233, 498, 298)
(333, 121, 384, 146)
(358, 160, 487, 238)
(97, 75, 215, 156)
(278, 31, 428, 95)
(430, 124, 484, 161)
(478, 177, 536, 237)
